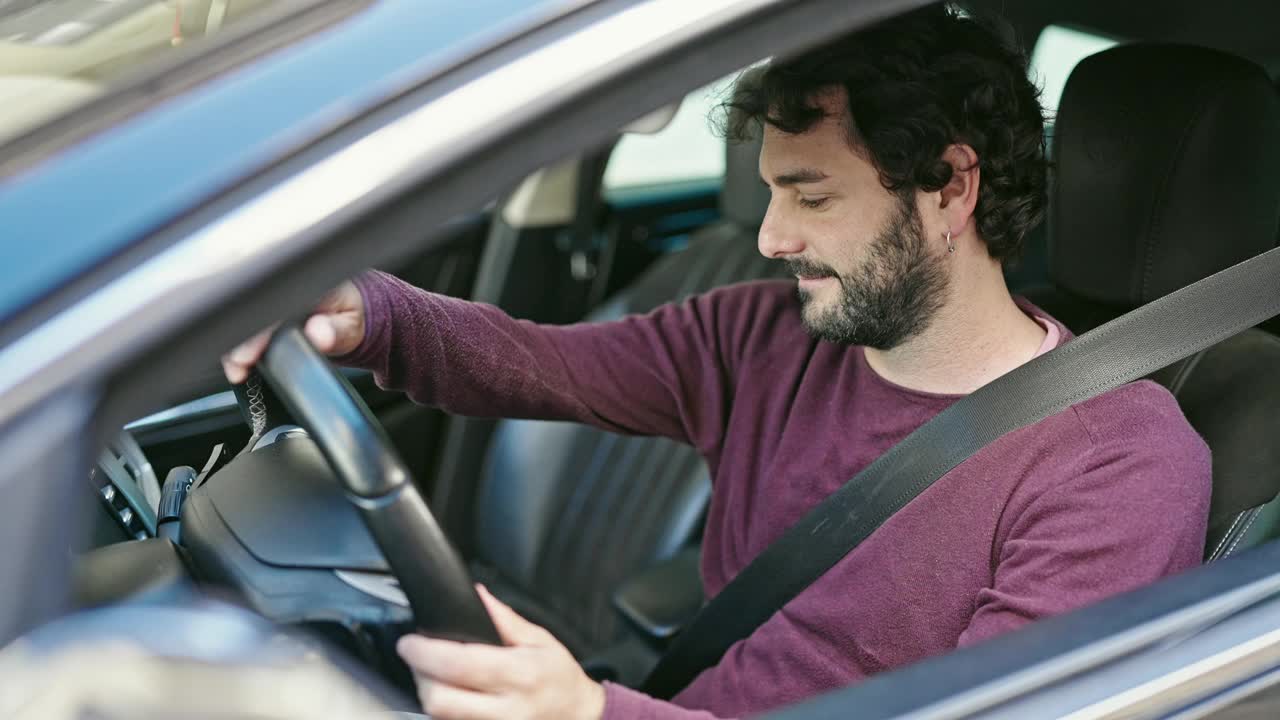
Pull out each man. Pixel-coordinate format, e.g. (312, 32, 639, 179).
(224, 6, 1210, 720)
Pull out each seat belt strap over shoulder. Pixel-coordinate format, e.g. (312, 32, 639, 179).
(642, 245, 1280, 700)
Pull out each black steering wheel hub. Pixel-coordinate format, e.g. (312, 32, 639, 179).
(179, 326, 499, 646)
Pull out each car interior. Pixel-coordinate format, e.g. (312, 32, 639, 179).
(66, 0, 1280, 704)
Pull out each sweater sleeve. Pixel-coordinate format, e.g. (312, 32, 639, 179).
(957, 394, 1211, 647)
(335, 271, 763, 453)
(601, 683, 733, 720)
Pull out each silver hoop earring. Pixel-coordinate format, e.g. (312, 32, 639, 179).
(946, 231, 955, 254)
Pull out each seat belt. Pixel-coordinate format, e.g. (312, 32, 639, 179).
(641, 245, 1280, 700)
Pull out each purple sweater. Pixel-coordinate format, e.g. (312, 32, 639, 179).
(340, 271, 1211, 720)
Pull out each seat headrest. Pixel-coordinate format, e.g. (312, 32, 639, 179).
(1051, 44, 1280, 307)
(719, 68, 771, 227)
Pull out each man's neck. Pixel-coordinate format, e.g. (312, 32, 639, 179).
(863, 253, 1047, 395)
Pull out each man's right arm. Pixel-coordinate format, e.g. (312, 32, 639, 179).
(329, 271, 745, 453)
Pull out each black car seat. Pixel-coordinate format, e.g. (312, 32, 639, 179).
(1024, 44, 1280, 560)
(468, 110, 782, 661)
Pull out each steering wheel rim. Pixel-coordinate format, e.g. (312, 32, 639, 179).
(257, 325, 501, 645)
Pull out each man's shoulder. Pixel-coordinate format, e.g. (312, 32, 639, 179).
(1072, 380, 1206, 456)
(991, 380, 1209, 503)
(991, 379, 1210, 552)
(1053, 379, 1210, 504)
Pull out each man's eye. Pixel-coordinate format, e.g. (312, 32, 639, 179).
(798, 197, 829, 209)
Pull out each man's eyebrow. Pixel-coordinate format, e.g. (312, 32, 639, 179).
(765, 168, 830, 187)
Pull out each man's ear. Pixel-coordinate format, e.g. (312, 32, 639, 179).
(937, 144, 980, 234)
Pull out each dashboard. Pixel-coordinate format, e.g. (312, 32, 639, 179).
(78, 419, 415, 688)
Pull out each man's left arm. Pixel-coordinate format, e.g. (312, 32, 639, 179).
(958, 433, 1210, 647)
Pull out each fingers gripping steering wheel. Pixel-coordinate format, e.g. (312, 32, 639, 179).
(257, 326, 501, 645)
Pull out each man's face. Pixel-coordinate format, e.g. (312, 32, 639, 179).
(757, 89, 950, 349)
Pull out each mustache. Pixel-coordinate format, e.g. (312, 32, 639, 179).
(783, 258, 840, 279)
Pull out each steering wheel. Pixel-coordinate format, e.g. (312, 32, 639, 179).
(256, 325, 501, 645)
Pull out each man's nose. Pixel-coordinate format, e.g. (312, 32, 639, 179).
(757, 203, 803, 259)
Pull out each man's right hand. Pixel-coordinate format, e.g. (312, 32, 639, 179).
(221, 280, 366, 384)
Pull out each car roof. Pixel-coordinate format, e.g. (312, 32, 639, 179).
(0, 0, 578, 328)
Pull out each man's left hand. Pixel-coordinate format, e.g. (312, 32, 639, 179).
(397, 584, 606, 720)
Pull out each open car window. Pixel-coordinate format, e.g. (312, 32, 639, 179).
(0, 0, 325, 147)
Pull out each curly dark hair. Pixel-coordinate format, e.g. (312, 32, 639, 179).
(721, 4, 1047, 264)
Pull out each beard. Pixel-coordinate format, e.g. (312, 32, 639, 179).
(786, 196, 950, 350)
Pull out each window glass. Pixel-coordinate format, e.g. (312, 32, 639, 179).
(1029, 24, 1121, 121)
(603, 77, 732, 192)
(0, 0, 293, 144)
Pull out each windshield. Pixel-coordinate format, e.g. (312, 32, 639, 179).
(0, 0, 291, 144)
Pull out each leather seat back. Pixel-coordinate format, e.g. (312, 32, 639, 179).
(1026, 44, 1280, 560)
(470, 105, 781, 656)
